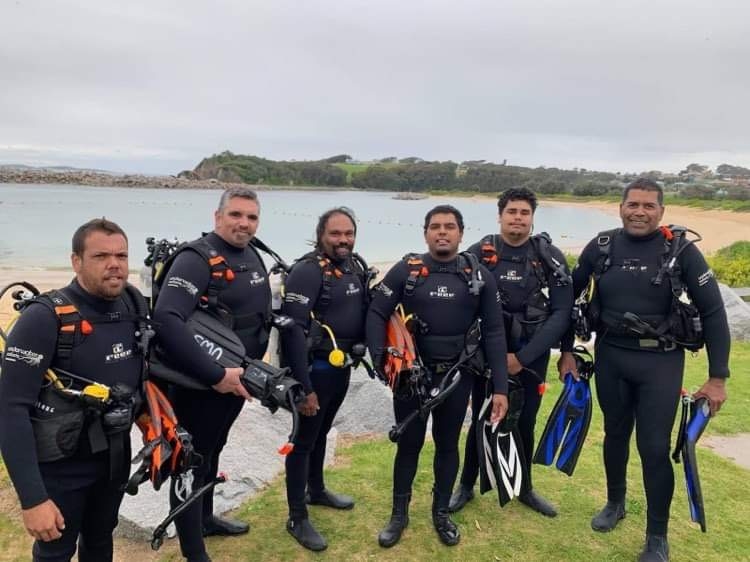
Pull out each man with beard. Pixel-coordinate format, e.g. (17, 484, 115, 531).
(367, 205, 509, 548)
(450, 187, 573, 517)
(0, 218, 147, 561)
(559, 178, 730, 561)
(152, 187, 270, 562)
(280, 207, 372, 551)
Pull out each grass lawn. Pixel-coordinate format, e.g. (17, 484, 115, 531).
(1, 343, 748, 561)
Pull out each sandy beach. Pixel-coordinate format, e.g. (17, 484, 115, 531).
(540, 199, 750, 254)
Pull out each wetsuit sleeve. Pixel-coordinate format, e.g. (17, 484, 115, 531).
(517, 245, 574, 365)
(680, 243, 731, 378)
(477, 267, 509, 394)
(560, 238, 598, 352)
(280, 261, 323, 393)
(152, 250, 225, 385)
(366, 261, 408, 369)
(0, 304, 58, 508)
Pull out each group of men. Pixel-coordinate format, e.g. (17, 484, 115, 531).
(0, 180, 730, 562)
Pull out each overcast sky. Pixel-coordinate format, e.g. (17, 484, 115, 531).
(1, 0, 748, 175)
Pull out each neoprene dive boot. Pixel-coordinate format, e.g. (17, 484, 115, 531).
(519, 489, 558, 518)
(286, 517, 328, 552)
(448, 484, 475, 513)
(432, 489, 460, 546)
(638, 534, 670, 562)
(591, 500, 626, 532)
(306, 488, 355, 510)
(202, 514, 250, 536)
(378, 493, 411, 548)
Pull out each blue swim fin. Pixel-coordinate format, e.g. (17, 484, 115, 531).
(533, 347, 594, 476)
(673, 396, 710, 532)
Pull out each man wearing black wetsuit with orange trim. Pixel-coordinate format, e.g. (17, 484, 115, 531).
(450, 187, 573, 517)
(367, 205, 509, 548)
(153, 187, 271, 562)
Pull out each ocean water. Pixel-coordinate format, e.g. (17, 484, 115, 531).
(0, 184, 619, 269)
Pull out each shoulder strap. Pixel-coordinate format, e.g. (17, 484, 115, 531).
(479, 234, 499, 268)
(154, 237, 235, 313)
(652, 225, 702, 294)
(529, 232, 572, 287)
(592, 228, 619, 282)
(402, 253, 427, 298)
(33, 289, 90, 371)
(458, 251, 484, 296)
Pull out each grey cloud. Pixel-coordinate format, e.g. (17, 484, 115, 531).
(1, 0, 748, 174)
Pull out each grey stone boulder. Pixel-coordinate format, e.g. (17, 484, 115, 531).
(720, 283, 750, 341)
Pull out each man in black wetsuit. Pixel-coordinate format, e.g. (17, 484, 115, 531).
(280, 207, 370, 551)
(450, 187, 573, 517)
(559, 178, 730, 562)
(153, 187, 271, 562)
(0, 218, 146, 562)
(367, 204, 509, 548)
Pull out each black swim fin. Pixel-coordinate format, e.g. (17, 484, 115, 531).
(673, 395, 710, 532)
(476, 378, 526, 506)
(533, 347, 594, 476)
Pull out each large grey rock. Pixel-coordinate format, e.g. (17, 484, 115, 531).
(334, 365, 395, 434)
(720, 283, 750, 341)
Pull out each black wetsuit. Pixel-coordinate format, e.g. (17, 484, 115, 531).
(280, 253, 367, 521)
(366, 254, 508, 506)
(564, 228, 730, 535)
(0, 280, 145, 562)
(459, 236, 573, 493)
(152, 232, 271, 560)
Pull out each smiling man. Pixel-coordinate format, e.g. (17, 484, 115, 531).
(559, 178, 730, 562)
(152, 187, 272, 562)
(279, 207, 374, 551)
(0, 218, 148, 561)
(367, 205, 509, 548)
(450, 187, 573, 517)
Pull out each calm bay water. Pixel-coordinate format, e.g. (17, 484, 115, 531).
(0, 184, 618, 269)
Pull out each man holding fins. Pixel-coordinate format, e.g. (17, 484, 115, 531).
(560, 178, 730, 561)
(450, 187, 574, 517)
(0, 219, 147, 561)
(367, 204, 509, 548)
(280, 207, 373, 551)
(152, 187, 270, 562)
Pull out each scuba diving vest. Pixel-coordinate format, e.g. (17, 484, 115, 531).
(149, 236, 273, 338)
(572, 225, 705, 351)
(399, 252, 486, 370)
(24, 284, 150, 476)
(478, 233, 571, 348)
(289, 251, 376, 359)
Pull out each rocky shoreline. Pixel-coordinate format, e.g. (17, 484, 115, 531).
(0, 168, 249, 190)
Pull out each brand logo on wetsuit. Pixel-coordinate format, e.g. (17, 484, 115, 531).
(194, 335, 223, 361)
(106, 343, 133, 363)
(346, 282, 360, 296)
(167, 276, 199, 296)
(377, 283, 393, 297)
(429, 285, 455, 299)
(4, 346, 44, 366)
(499, 269, 523, 283)
(249, 271, 267, 287)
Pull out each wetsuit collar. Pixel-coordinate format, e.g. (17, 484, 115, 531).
(67, 278, 126, 313)
(206, 231, 247, 255)
(422, 254, 461, 273)
(622, 228, 662, 243)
